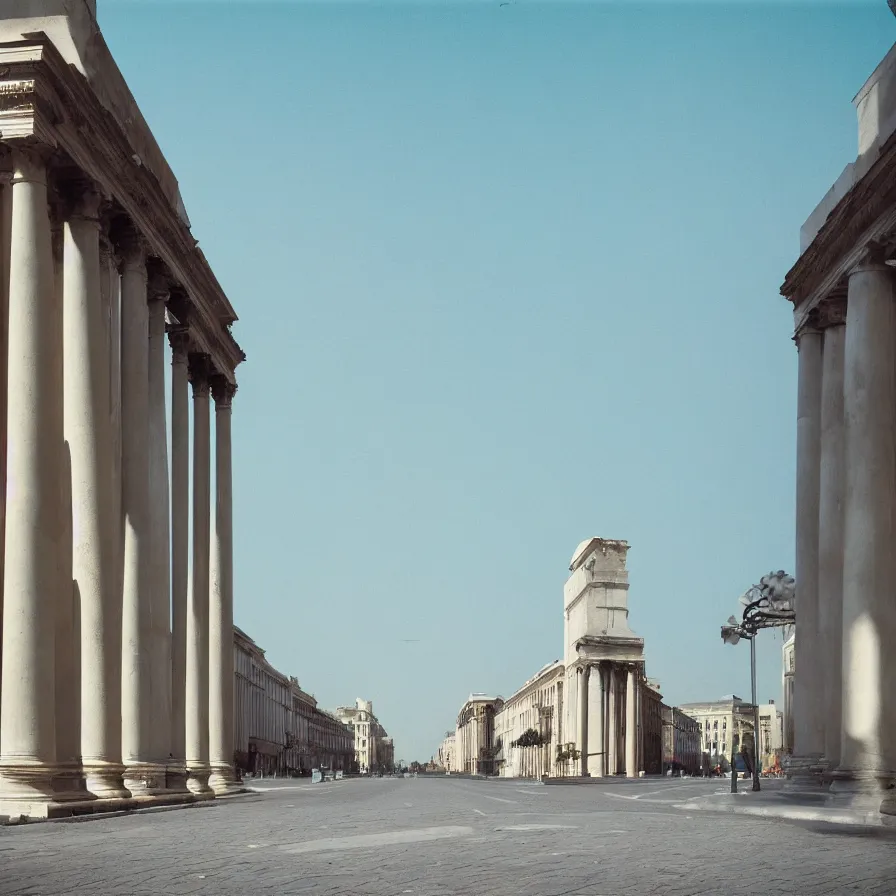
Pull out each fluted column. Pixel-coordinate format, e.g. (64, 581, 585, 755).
(168, 330, 190, 790)
(186, 354, 213, 795)
(119, 230, 164, 796)
(209, 375, 238, 793)
(625, 665, 637, 777)
(51, 209, 82, 801)
(577, 665, 589, 777)
(147, 275, 171, 785)
(587, 663, 604, 776)
(0, 178, 11, 697)
(834, 259, 896, 811)
(788, 322, 824, 785)
(62, 184, 126, 799)
(817, 301, 846, 771)
(607, 665, 617, 776)
(0, 146, 62, 811)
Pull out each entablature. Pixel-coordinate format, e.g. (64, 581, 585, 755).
(0, 35, 244, 382)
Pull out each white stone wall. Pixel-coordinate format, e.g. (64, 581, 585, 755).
(494, 662, 564, 779)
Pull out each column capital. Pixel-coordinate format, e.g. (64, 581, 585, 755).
(113, 221, 148, 274)
(794, 315, 822, 345)
(850, 238, 892, 275)
(56, 175, 102, 224)
(147, 264, 171, 307)
(168, 328, 191, 363)
(210, 375, 237, 409)
(816, 296, 847, 330)
(188, 353, 213, 398)
(9, 143, 54, 186)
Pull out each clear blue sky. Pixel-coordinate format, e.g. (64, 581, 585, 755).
(101, 0, 894, 763)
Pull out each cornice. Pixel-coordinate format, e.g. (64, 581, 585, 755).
(0, 36, 244, 383)
(782, 127, 896, 331)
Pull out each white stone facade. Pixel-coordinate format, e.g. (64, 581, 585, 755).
(0, 3, 244, 818)
(494, 662, 564, 779)
(677, 697, 757, 770)
(334, 699, 394, 774)
(780, 39, 896, 817)
(233, 627, 354, 777)
(445, 538, 663, 780)
(437, 732, 456, 772)
(782, 626, 795, 753)
(455, 694, 504, 776)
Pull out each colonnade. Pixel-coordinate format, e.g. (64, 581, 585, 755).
(0, 144, 240, 818)
(576, 661, 639, 778)
(791, 253, 896, 809)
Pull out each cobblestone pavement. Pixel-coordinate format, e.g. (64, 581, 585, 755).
(1, 777, 894, 895)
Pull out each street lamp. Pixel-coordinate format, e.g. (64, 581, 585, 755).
(720, 570, 796, 794)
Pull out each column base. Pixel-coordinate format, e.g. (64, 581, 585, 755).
(123, 762, 169, 797)
(52, 764, 94, 803)
(83, 761, 131, 800)
(828, 767, 895, 814)
(185, 763, 214, 797)
(208, 764, 241, 795)
(783, 753, 827, 792)
(0, 758, 61, 805)
(165, 762, 190, 794)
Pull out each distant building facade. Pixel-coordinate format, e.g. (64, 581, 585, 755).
(494, 662, 565, 779)
(662, 705, 702, 775)
(782, 626, 795, 754)
(442, 538, 676, 779)
(437, 733, 456, 772)
(677, 696, 756, 771)
(335, 699, 394, 774)
(758, 701, 784, 768)
(456, 695, 504, 775)
(233, 626, 354, 776)
(641, 680, 664, 776)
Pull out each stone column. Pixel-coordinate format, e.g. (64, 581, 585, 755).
(147, 276, 171, 784)
(119, 230, 164, 796)
(186, 354, 213, 795)
(607, 665, 617, 776)
(587, 663, 605, 776)
(0, 178, 11, 691)
(62, 184, 127, 799)
(625, 665, 637, 777)
(50, 206, 81, 802)
(0, 147, 62, 812)
(788, 322, 824, 783)
(817, 301, 846, 771)
(209, 376, 239, 794)
(578, 665, 589, 777)
(168, 330, 190, 790)
(833, 259, 896, 810)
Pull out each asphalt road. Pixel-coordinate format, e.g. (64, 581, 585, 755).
(0, 776, 894, 895)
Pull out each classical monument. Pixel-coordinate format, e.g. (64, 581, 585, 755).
(563, 538, 644, 778)
(450, 538, 697, 779)
(780, 38, 896, 816)
(0, 2, 244, 818)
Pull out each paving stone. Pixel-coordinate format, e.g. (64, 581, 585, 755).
(0, 778, 893, 895)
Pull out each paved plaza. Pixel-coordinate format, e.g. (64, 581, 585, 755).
(1, 777, 894, 895)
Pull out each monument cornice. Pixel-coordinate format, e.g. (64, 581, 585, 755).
(0, 36, 245, 383)
(781, 126, 896, 335)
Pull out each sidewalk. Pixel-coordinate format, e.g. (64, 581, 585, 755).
(675, 778, 896, 832)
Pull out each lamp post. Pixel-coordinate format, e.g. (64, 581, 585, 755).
(720, 570, 796, 794)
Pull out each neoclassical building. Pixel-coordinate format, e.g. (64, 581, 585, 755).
(233, 628, 354, 777)
(0, 2, 244, 818)
(780, 39, 896, 816)
(563, 538, 644, 778)
(447, 538, 676, 780)
(334, 698, 394, 774)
